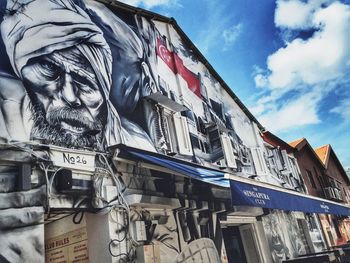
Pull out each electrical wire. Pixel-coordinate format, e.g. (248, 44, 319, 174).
(39, 162, 52, 216)
(97, 153, 131, 214)
(107, 207, 137, 261)
(73, 211, 85, 224)
(4, 140, 140, 258)
(94, 154, 145, 261)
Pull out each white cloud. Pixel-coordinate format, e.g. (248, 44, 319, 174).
(330, 97, 350, 119)
(222, 23, 242, 51)
(275, 0, 329, 29)
(254, 73, 268, 88)
(252, 1, 350, 132)
(263, 2, 350, 89)
(118, 0, 179, 8)
(258, 90, 321, 132)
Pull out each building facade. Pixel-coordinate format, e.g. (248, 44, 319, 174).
(289, 139, 350, 248)
(0, 1, 349, 263)
(261, 132, 327, 258)
(315, 145, 350, 247)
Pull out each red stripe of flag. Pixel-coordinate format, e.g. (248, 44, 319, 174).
(156, 38, 201, 98)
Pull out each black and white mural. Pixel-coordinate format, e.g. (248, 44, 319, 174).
(262, 210, 311, 263)
(0, 162, 45, 262)
(0, 1, 323, 262)
(0, 0, 261, 174)
(102, 206, 223, 262)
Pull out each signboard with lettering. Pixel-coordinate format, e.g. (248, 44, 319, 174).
(230, 179, 350, 216)
(45, 227, 89, 263)
(49, 147, 96, 172)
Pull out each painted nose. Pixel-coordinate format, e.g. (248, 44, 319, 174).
(61, 73, 81, 107)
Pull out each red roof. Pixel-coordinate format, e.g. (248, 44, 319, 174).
(314, 144, 331, 166)
(261, 131, 294, 152)
(289, 138, 305, 148)
(288, 138, 324, 167)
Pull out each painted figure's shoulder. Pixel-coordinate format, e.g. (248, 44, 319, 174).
(0, 71, 31, 141)
(0, 71, 26, 101)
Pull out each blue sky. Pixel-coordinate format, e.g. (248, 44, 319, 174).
(120, 0, 350, 169)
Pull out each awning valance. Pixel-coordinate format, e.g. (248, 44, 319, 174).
(112, 145, 350, 216)
(113, 144, 230, 188)
(229, 175, 350, 216)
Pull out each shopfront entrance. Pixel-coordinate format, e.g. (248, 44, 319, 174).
(221, 216, 272, 263)
(222, 225, 247, 263)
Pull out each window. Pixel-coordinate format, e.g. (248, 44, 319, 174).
(317, 176, 324, 189)
(250, 148, 268, 176)
(161, 110, 177, 154)
(208, 127, 221, 152)
(306, 169, 316, 188)
(332, 217, 342, 238)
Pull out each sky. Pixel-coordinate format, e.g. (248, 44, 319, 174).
(118, 0, 350, 169)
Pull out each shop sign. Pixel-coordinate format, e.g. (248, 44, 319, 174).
(45, 227, 89, 263)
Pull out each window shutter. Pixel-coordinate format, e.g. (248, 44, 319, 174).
(273, 149, 284, 171)
(220, 134, 237, 168)
(173, 114, 193, 156)
(250, 148, 268, 176)
(281, 150, 292, 172)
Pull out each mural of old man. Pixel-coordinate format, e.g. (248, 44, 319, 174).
(0, 0, 159, 151)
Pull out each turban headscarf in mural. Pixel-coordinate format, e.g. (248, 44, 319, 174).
(0, 0, 123, 146)
(84, 0, 158, 113)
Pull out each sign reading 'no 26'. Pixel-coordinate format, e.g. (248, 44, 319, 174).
(49, 147, 96, 172)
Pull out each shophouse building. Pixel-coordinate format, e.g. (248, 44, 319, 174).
(0, 1, 349, 263)
(289, 139, 350, 248)
(315, 144, 350, 247)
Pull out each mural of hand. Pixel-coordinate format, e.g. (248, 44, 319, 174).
(0, 73, 32, 141)
(173, 238, 221, 263)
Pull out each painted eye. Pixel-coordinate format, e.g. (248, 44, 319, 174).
(75, 82, 94, 94)
(39, 61, 62, 80)
(72, 73, 96, 94)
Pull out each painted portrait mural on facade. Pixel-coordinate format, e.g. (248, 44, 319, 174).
(262, 210, 311, 263)
(0, 0, 260, 176)
(0, 1, 329, 262)
(0, 0, 156, 152)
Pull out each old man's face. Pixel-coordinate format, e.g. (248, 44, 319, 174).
(21, 47, 107, 149)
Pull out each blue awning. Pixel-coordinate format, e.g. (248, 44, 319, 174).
(229, 177, 350, 216)
(114, 145, 229, 188)
(112, 145, 350, 216)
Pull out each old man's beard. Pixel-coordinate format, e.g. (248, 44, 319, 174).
(31, 105, 105, 150)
